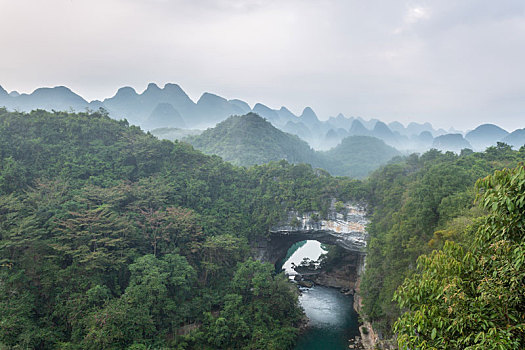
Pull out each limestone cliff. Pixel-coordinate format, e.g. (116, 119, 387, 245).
(269, 200, 369, 252)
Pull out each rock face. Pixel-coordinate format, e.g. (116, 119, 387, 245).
(252, 199, 380, 348)
(313, 253, 363, 290)
(253, 200, 368, 264)
(270, 200, 368, 252)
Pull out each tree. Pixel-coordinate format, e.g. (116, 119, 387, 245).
(79, 254, 196, 348)
(135, 206, 203, 257)
(394, 165, 525, 349)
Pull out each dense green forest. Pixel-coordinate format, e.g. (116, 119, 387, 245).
(1, 108, 523, 349)
(394, 165, 525, 349)
(360, 144, 525, 347)
(0, 108, 364, 349)
(185, 113, 400, 179)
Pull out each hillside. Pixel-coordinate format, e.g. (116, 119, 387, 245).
(360, 144, 525, 340)
(0, 108, 366, 349)
(323, 136, 401, 178)
(184, 114, 402, 179)
(185, 113, 327, 168)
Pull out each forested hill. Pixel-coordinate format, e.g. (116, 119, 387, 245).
(185, 113, 328, 168)
(0, 108, 365, 349)
(322, 136, 401, 178)
(185, 113, 400, 178)
(360, 144, 525, 347)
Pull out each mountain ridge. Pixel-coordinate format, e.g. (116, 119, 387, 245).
(1, 83, 523, 153)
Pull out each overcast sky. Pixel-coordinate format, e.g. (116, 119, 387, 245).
(1, 0, 524, 131)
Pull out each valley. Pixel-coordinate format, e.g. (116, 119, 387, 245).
(3, 1, 525, 349)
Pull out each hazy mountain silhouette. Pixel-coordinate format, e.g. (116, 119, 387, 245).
(388, 121, 405, 134)
(282, 121, 313, 140)
(299, 107, 321, 126)
(465, 124, 509, 151)
(146, 103, 186, 129)
(326, 113, 354, 130)
(348, 119, 370, 136)
(372, 121, 399, 146)
(406, 122, 436, 137)
(195, 92, 245, 127)
(502, 129, 525, 149)
(432, 134, 472, 153)
(357, 117, 379, 130)
(0, 82, 521, 154)
(0, 85, 90, 112)
(229, 99, 251, 113)
(252, 103, 279, 122)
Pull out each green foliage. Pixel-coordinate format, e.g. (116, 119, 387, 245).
(334, 200, 345, 212)
(319, 245, 346, 272)
(0, 109, 363, 348)
(186, 113, 327, 168)
(360, 147, 525, 335)
(394, 165, 525, 349)
(202, 260, 302, 350)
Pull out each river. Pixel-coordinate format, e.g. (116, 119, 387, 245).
(277, 240, 361, 350)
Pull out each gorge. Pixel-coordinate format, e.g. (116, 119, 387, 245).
(254, 200, 370, 349)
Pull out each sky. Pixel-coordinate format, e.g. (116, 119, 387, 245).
(1, 0, 525, 131)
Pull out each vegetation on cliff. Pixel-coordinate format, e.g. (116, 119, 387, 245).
(360, 144, 525, 344)
(394, 165, 525, 349)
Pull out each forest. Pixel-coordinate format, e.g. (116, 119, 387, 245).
(0, 108, 364, 349)
(1, 108, 523, 349)
(361, 144, 525, 348)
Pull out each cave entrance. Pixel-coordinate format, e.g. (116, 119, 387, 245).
(272, 236, 364, 292)
(276, 240, 328, 279)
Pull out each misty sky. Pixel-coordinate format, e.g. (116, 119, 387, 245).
(1, 0, 524, 131)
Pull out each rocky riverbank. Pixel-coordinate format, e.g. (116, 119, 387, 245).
(292, 251, 367, 349)
(296, 251, 397, 349)
(353, 272, 397, 350)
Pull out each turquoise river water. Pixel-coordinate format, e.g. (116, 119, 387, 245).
(278, 240, 361, 350)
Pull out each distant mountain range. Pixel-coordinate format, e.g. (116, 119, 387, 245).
(184, 113, 400, 178)
(1, 83, 524, 154)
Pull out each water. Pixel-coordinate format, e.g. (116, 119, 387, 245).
(281, 240, 327, 277)
(294, 286, 360, 349)
(277, 240, 360, 350)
